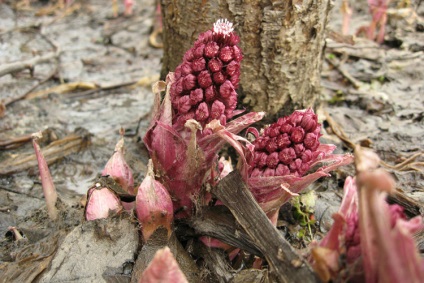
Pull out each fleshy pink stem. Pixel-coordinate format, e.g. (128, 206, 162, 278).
(32, 132, 58, 221)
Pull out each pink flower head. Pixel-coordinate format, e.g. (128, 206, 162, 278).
(171, 19, 242, 129)
(246, 109, 353, 216)
(143, 76, 263, 218)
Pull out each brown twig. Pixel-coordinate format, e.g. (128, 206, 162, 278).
(3, 67, 59, 107)
(0, 128, 55, 150)
(1, 29, 61, 108)
(0, 51, 61, 78)
(380, 151, 424, 172)
(65, 75, 159, 99)
(324, 111, 423, 173)
(325, 57, 363, 89)
(0, 129, 91, 175)
(0, 133, 33, 150)
(212, 171, 318, 283)
(323, 110, 358, 150)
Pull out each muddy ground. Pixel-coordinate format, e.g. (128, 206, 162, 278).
(0, 0, 423, 282)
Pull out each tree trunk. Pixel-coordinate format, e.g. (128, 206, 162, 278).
(161, 0, 332, 119)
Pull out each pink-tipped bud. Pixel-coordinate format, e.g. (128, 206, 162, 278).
(139, 246, 188, 283)
(32, 132, 58, 221)
(136, 160, 173, 242)
(102, 137, 135, 195)
(85, 183, 123, 221)
(124, 0, 134, 16)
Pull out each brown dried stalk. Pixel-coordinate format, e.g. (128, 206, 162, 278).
(212, 171, 318, 283)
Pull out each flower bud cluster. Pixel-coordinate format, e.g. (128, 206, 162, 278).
(170, 18, 242, 128)
(250, 108, 321, 178)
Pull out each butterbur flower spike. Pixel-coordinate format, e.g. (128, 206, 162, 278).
(32, 132, 58, 221)
(136, 160, 173, 242)
(170, 18, 243, 129)
(144, 21, 263, 217)
(139, 246, 188, 283)
(245, 108, 354, 219)
(85, 182, 123, 221)
(102, 135, 135, 195)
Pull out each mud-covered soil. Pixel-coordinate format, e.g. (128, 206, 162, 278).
(0, 0, 423, 282)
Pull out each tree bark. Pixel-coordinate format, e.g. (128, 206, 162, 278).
(161, 0, 332, 119)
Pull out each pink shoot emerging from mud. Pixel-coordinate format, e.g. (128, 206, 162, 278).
(85, 183, 123, 221)
(136, 160, 173, 242)
(341, 0, 352, 35)
(139, 246, 188, 283)
(32, 131, 58, 221)
(357, 0, 389, 43)
(102, 134, 135, 195)
(124, 0, 134, 16)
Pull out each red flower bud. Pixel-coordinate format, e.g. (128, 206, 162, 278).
(219, 80, 233, 98)
(266, 152, 279, 169)
(210, 100, 225, 119)
(279, 148, 296, 165)
(183, 74, 196, 91)
(232, 45, 243, 61)
(226, 61, 239, 76)
(180, 62, 192, 75)
(193, 44, 205, 58)
(204, 85, 216, 102)
(198, 70, 212, 88)
(213, 71, 226, 84)
(219, 46, 233, 62)
(178, 95, 191, 113)
(290, 127, 305, 143)
(276, 134, 291, 148)
(204, 41, 219, 58)
(208, 58, 222, 72)
(192, 57, 206, 72)
(265, 137, 278, 153)
(189, 88, 203, 105)
(195, 102, 209, 121)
